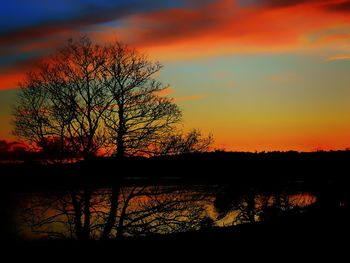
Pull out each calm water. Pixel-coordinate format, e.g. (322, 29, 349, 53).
(13, 185, 316, 240)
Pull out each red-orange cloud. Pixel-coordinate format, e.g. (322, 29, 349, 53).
(2, 0, 350, 90)
(0, 71, 25, 90)
(0, 54, 48, 90)
(106, 0, 350, 56)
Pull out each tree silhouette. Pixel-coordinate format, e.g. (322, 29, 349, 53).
(155, 129, 213, 155)
(102, 42, 181, 157)
(13, 37, 112, 160)
(12, 36, 183, 160)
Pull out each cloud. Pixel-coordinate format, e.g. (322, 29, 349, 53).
(156, 87, 176, 96)
(258, 0, 317, 7)
(114, 0, 349, 55)
(0, 1, 206, 45)
(240, 0, 350, 14)
(245, 0, 350, 10)
(2, 0, 350, 90)
(0, 53, 49, 90)
(273, 0, 335, 7)
(0, 0, 211, 90)
(327, 0, 350, 12)
(326, 54, 350, 61)
(0, 71, 26, 90)
(175, 94, 209, 102)
(114, 0, 238, 47)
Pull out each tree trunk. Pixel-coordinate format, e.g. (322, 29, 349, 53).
(70, 191, 83, 240)
(101, 187, 120, 239)
(116, 102, 125, 157)
(247, 193, 256, 223)
(82, 189, 92, 240)
(116, 133, 125, 157)
(117, 200, 128, 238)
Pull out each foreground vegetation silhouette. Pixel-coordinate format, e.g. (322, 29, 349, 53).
(1, 151, 349, 254)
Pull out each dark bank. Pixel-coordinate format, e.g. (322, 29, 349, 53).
(1, 151, 349, 256)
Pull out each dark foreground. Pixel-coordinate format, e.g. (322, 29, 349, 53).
(1, 151, 349, 259)
(4, 208, 349, 260)
(1, 150, 350, 189)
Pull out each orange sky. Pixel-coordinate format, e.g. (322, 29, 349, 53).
(1, 0, 350, 151)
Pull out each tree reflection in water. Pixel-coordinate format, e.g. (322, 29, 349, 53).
(15, 186, 316, 240)
(16, 186, 211, 240)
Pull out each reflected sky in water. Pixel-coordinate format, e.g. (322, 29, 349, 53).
(13, 186, 317, 240)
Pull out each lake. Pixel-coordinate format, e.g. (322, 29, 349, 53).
(12, 185, 317, 240)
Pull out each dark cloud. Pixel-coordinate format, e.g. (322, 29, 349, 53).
(256, 0, 350, 12)
(237, 0, 320, 8)
(1, 0, 349, 91)
(0, 1, 209, 45)
(130, 1, 231, 47)
(261, 0, 315, 7)
(240, 0, 350, 13)
(0, 6, 131, 46)
(0, 0, 211, 83)
(327, 0, 350, 12)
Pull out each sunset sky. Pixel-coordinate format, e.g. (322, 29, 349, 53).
(1, 0, 350, 151)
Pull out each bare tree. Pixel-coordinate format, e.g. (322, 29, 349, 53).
(13, 36, 183, 159)
(13, 36, 114, 160)
(12, 72, 61, 160)
(103, 42, 181, 157)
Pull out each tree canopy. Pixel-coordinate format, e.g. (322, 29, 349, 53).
(12, 36, 212, 161)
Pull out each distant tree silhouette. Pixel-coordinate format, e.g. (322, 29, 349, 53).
(214, 189, 313, 225)
(155, 129, 213, 155)
(0, 140, 31, 161)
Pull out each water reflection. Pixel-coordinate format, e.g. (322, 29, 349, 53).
(14, 186, 316, 240)
(216, 193, 316, 226)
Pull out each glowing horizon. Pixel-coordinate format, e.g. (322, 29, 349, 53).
(1, 0, 350, 152)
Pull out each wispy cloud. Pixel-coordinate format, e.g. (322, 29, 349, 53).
(174, 94, 209, 102)
(326, 54, 350, 61)
(0, 71, 25, 90)
(155, 87, 175, 96)
(2, 0, 350, 90)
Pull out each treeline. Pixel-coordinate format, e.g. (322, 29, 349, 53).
(1, 150, 350, 191)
